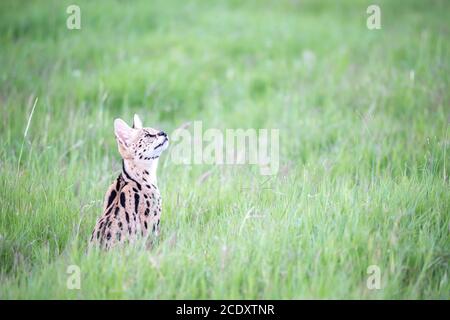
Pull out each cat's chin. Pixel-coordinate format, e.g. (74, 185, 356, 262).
(154, 137, 169, 151)
(160, 139, 169, 151)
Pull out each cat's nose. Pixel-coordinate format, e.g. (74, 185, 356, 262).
(157, 131, 167, 137)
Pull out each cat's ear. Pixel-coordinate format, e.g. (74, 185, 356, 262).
(114, 118, 135, 147)
(132, 114, 143, 129)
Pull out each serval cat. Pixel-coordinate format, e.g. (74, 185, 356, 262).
(90, 114, 169, 249)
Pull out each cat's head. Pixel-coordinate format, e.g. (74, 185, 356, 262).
(114, 114, 169, 163)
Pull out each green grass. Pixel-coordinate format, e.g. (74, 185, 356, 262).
(0, 0, 449, 299)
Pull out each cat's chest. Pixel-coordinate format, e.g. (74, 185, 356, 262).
(138, 185, 162, 219)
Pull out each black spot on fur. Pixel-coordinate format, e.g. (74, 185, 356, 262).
(104, 206, 113, 216)
(125, 211, 130, 223)
(134, 193, 140, 213)
(115, 177, 122, 191)
(120, 192, 126, 207)
(144, 221, 148, 229)
(107, 190, 117, 208)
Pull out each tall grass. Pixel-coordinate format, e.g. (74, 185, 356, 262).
(0, 0, 448, 299)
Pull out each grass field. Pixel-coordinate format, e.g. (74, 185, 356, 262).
(0, 0, 449, 299)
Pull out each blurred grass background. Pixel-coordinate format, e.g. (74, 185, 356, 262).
(0, 0, 449, 298)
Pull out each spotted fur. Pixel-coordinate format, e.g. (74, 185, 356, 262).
(90, 114, 168, 250)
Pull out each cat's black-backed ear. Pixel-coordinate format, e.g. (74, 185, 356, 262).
(114, 118, 135, 147)
(133, 114, 143, 129)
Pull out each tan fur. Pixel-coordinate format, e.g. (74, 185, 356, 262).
(90, 115, 168, 250)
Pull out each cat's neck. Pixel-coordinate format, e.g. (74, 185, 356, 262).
(121, 158, 158, 187)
